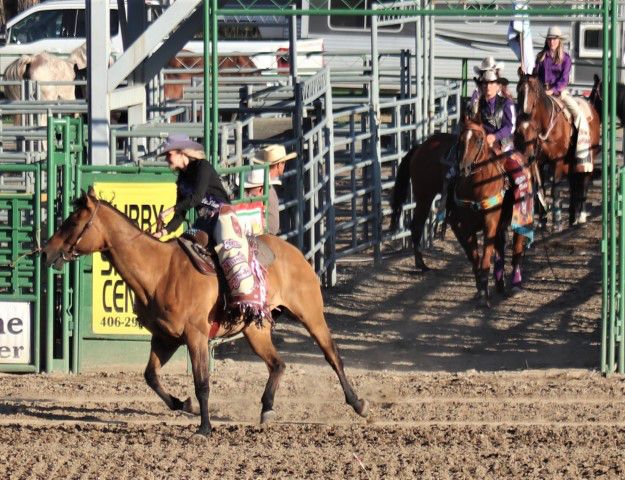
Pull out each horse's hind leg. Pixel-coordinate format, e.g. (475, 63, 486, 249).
(411, 198, 434, 272)
(569, 172, 591, 225)
(186, 332, 212, 435)
(144, 338, 198, 413)
(243, 324, 286, 423)
(288, 300, 368, 418)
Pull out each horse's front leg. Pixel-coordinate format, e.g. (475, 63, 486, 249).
(479, 216, 499, 308)
(187, 331, 212, 435)
(510, 232, 526, 295)
(552, 176, 563, 232)
(493, 229, 507, 294)
(144, 337, 197, 413)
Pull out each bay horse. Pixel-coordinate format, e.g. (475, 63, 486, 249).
(516, 72, 601, 228)
(390, 133, 455, 271)
(42, 187, 369, 435)
(448, 118, 531, 307)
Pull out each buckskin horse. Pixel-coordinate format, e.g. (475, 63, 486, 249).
(390, 133, 455, 271)
(515, 72, 601, 228)
(42, 187, 369, 435)
(448, 117, 531, 307)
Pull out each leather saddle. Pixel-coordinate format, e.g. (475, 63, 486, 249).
(177, 235, 276, 276)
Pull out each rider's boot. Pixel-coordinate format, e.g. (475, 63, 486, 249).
(213, 206, 268, 324)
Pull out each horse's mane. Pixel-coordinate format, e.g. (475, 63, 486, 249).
(75, 193, 144, 232)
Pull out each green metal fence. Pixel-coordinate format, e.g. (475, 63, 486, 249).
(11, 117, 269, 372)
(0, 163, 41, 372)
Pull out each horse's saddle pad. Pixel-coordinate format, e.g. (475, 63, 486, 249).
(552, 97, 594, 123)
(177, 236, 276, 276)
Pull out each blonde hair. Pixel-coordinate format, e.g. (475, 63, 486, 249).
(536, 38, 565, 65)
(181, 148, 206, 161)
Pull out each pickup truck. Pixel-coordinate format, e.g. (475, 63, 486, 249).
(0, 1, 323, 76)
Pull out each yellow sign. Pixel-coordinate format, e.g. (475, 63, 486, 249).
(92, 182, 179, 335)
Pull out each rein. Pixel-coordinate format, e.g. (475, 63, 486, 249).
(62, 200, 152, 262)
(456, 126, 508, 211)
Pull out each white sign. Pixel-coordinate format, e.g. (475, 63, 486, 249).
(0, 302, 31, 364)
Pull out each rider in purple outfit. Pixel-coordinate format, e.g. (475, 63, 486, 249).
(532, 26, 591, 164)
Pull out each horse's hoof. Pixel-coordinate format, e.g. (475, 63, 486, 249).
(182, 397, 200, 415)
(509, 285, 522, 297)
(192, 427, 212, 439)
(418, 264, 431, 273)
(355, 398, 370, 417)
(260, 409, 276, 424)
(495, 279, 506, 294)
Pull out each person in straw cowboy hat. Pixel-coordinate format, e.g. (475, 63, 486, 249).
(533, 25, 591, 165)
(253, 144, 297, 235)
(154, 133, 270, 324)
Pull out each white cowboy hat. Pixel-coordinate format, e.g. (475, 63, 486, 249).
(473, 56, 504, 76)
(543, 26, 568, 40)
(253, 144, 297, 165)
(239, 168, 266, 188)
(158, 134, 203, 156)
(476, 68, 509, 85)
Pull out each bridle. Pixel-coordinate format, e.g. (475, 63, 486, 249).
(459, 125, 487, 177)
(60, 198, 153, 262)
(62, 199, 101, 261)
(520, 78, 561, 142)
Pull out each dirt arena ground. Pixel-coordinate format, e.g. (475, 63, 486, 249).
(1, 182, 624, 479)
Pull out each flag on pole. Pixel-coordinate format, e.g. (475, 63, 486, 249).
(507, 0, 535, 74)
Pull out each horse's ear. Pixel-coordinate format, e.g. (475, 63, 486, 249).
(594, 73, 601, 85)
(517, 66, 524, 79)
(87, 185, 96, 198)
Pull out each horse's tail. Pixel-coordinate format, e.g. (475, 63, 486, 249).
(3, 55, 33, 100)
(390, 143, 419, 231)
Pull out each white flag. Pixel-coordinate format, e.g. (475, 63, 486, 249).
(507, 0, 535, 74)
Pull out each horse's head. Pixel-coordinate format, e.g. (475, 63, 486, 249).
(517, 72, 544, 115)
(42, 186, 106, 270)
(458, 118, 488, 177)
(589, 73, 603, 118)
(514, 113, 540, 162)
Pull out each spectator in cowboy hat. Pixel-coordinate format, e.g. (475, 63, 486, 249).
(154, 133, 269, 322)
(253, 144, 297, 235)
(237, 167, 275, 199)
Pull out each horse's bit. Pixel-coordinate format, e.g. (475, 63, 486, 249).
(460, 127, 486, 176)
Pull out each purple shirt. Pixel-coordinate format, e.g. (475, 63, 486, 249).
(482, 95, 516, 142)
(533, 51, 572, 95)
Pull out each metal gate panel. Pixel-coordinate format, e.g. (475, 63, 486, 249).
(0, 164, 42, 372)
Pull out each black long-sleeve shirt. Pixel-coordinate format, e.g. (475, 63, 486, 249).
(165, 159, 230, 233)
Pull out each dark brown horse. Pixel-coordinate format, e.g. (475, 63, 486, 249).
(42, 188, 369, 435)
(589, 73, 625, 126)
(516, 72, 601, 227)
(448, 118, 530, 306)
(390, 133, 455, 271)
